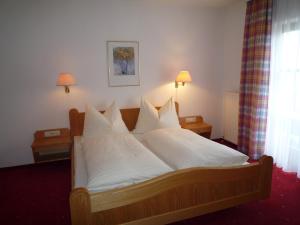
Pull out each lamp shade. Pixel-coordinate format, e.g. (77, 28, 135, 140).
(56, 73, 76, 86)
(176, 71, 192, 83)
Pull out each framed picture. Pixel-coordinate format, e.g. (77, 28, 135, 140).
(107, 41, 140, 87)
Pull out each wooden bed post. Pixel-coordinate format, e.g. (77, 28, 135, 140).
(259, 155, 273, 199)
(70, 188, 92, 225)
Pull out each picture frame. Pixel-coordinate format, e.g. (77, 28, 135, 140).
(107, 41, 140, 87)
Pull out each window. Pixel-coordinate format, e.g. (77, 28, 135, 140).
(265, 3, 300, 178)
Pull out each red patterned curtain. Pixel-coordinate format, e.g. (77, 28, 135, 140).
(238, 0, 273, 160)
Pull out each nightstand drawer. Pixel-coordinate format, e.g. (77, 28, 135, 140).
(36, 149, 70, 163)
(31, 128, 72, 163)
(179, 116, 212, 139)
(32, 144, 70, 152)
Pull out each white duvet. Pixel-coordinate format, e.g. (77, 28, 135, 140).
(141, 128, 249, 169)
(82, 133, 173, 192)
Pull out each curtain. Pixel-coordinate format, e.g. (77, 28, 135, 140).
(238, 0, 273, 159)
(265, 0, 300, 178)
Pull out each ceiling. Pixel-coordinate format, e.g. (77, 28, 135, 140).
(163, 0, 240, 7)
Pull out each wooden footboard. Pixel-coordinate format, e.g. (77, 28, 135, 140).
(70, 155, 273, 225)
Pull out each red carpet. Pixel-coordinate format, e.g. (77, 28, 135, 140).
(1, 161, 300, 225)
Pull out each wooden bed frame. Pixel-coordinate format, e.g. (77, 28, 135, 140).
(69, 103, 273, 225)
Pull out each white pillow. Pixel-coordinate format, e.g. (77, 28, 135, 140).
(104, 101, 129, 133)
(157, 97, 180, 129)
(133, 97, 180, 134)
(83, 102, 128, 139)
(83, 104, 111, 139)
(133, 98, 159, 134)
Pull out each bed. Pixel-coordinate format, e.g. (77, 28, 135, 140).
(69, 103, 273, 225)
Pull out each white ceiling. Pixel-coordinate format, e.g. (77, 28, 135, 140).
(198, 0, 239, 7)
(164, 0, 240, 7)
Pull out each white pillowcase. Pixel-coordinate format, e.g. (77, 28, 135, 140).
(133, 97, 180, 134)
(104, 101, 129, 133)
(83, 102, 129, 139)
(83, 104, 111, 139)
(158, 97, 180, 129)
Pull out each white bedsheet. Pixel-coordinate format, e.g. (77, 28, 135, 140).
(74, 136, 88, 189)
(141, 128, 249, 169)
(76, 134, 173, 192)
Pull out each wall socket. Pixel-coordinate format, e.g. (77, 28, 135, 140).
(185, 117, 197, 123)
(44, 130, 61, 137)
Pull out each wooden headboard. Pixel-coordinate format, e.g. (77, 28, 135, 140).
(69, 102, 179, 138)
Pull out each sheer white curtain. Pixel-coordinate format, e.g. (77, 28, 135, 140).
(265, 0, 300, 178)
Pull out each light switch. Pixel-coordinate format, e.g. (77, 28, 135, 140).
(185, 117, 197, 123)
(44, 130, 61, 137)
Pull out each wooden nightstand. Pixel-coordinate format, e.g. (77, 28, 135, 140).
(179, 116, 212, 139)
(31, 128, 72, 163)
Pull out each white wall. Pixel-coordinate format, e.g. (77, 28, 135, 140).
(222, 0, 246, 92)
(221, 0, 246, 141)
(223, 92, 239, 144)
(0, 0, 231, 168)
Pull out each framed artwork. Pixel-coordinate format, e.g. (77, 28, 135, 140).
(107, 41, 140, 87)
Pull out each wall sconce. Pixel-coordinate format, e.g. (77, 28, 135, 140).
(175, 70, 192, 88)
(56, 73, 76, 93)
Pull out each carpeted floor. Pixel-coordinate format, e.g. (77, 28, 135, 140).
(1, 158, 300, 225)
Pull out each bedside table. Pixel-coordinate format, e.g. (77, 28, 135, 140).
(179, 116, 212, 139)
(31, 128, 72, 163)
